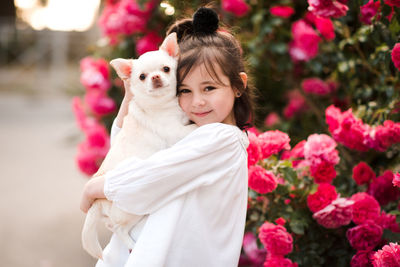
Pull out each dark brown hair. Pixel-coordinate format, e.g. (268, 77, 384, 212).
(166, 10, 255, 130)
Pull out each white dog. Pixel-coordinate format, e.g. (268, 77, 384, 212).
(81, 32, 196, 259)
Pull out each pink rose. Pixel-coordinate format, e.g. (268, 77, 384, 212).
(304, 134, 340, 166)
(393, 172, 400, 188)
(301, 78, 332, 95)
(270, 6, 295, 18)
(310, 161, 337, 183)
(85, 91, 116, 116)
(76, 123, 110, 175)
(283, 90, 308, 118)
(242, 232, 267, 266)
(308, 0, 349, 18)
(314, 16, 335, 40)
(346, 221, 383, 251)
(281, 140, 306, 161)
(264, 255, 298, 267)
(247, 131, 261, 166)
(360, 0, 381, 25)
(136, 31, 163, 55)
(351, 192, 381, 225)
(352, 162, 376, 185)
(313, 197, 354, 228)
(392, 43, 400, 71)
(275, 217, 287, 226)
(80, 57, 111, 92)
(325, 105, 371, 151)
(71, 97, 96, 132)
(221, 0, 250, 17)
(289, 20, 321, 62)
(264, 112, 281, 127)
(367, 170, 400, 206)
(248, 165, 278, 194)
(258, 222, 293, 256)
(371, 120, 400, 151)
(372, 242, 400, 267)
(258, 130, 291, 159)
(307, 183, 338, 213)
(351, 250, 374, 267)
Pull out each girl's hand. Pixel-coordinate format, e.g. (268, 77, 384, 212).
(122, 78, 134, 101)
(80, 175, 106, 213)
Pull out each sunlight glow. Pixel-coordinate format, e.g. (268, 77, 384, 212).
(14, 0, 100, 32)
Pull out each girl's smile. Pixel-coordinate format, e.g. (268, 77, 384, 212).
(178, 63, 238, 126)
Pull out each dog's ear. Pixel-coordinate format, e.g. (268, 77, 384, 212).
(159, 32, 179, 58)
(110, 58, 134, 80)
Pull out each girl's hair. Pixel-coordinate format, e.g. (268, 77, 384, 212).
(166, 7, 255, 130)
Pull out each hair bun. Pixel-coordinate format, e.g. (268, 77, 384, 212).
(193, 7, 219, 35)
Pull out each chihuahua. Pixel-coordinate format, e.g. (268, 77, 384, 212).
(81, 32, 196, 259)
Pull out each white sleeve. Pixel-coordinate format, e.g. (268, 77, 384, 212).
(104, 123, 247, 215)
(110, 119, 121, 146)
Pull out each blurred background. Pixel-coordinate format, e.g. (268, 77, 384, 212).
(0, 0, 106, 266)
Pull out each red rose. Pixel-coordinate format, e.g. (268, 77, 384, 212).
(247, 131, 261, 166)
(351, 193, 380, 225)
(301, 78, 332, 95)
(258, 222, 293, 256)
(264, 255, 298, 267)
(314, 16, 335, 40)
(136, 32, 163, 55)
(248, 165, 278, 194)
(289, 20, 321, 62)
(367, 170, 400, 206)
(385, 0, 400, 7)
(391, 43, 400, 71)
(283, 90, 308, 118)
(270, 6, 295, 18)
(308, 0, 349, 18)
(351, 250, 374, 267)
(360, 0, 381, 25)
(352, 162, 376, 185)
(221, 0, 250, 17)
(346, 221, 383, 251)
(372, 242, 400, 267)
(307, 183, 338, 213)
(376, 211, 400, 233)
(310, 161, 337, 183)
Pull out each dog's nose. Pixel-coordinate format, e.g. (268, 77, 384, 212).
(152, 75, 163, 88)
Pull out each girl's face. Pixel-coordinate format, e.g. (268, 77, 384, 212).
(178, 63, 237, 127)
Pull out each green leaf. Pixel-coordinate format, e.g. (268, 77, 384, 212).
(289, 219, 306, 235)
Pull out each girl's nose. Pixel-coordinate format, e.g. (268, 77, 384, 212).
(192, 94, 206, 107)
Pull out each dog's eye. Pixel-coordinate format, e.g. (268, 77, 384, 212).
(163, 66, 170, 73)
(139, 74, 146, 81)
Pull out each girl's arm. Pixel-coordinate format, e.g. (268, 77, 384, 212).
(104, 123, 247, 215)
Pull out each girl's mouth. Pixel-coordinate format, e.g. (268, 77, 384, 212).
(193, 111, 212, 117)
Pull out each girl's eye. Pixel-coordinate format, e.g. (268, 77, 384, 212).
(204, 86, 216, 92)
(178, 89, 191, 94)
(163, 66, 170, 73)
(139, 74, 146, 81)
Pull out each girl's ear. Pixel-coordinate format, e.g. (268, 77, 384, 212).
(239, 72, 248, 88)
(160, 32, 179, 58)
(110, 58, 134, 80)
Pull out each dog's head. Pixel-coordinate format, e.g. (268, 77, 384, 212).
(110, 33, 179, 103)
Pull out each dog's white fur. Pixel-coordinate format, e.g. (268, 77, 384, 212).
(81, 33, 196, 259)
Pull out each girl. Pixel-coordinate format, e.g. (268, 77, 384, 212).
(80, 7, 255, 267)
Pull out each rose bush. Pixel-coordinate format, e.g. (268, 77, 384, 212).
(73, 0, 400, 266)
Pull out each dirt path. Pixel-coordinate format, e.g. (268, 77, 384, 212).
(0, 93, 109, 267)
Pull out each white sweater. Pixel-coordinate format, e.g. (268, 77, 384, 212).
(98, 122, 249, 267)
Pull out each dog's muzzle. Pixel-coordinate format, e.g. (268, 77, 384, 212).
(152, 75, 163, 89)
